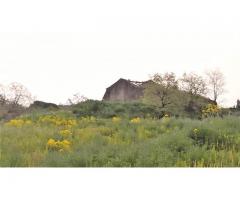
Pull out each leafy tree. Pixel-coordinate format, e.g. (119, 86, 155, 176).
(151, 72, 178, 89)
(180, 72, 207, 97)
(143, 72, 178, 109)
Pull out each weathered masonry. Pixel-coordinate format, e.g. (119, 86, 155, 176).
(103, 78, 152, 102)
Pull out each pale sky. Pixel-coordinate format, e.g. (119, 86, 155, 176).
(0, 0, 239, 106)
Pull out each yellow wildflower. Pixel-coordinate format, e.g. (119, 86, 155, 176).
(62, 139, 71, 146)
(60, 140, 71, 150)
(47, 138, 57, 150)
(38, 115, 77, 127)
(59, 129, 72, 137)
(112, 116, 121, 123)
(25, 120, 32, 125)
(130, 117, 141, 124)
(193, 128, 199, 134)
(6, 119, 25, 128)
(47, 138, 71, 151)
(202, 104, 221, 118)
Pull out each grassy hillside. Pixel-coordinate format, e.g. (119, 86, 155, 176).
(1, 109, 239, 167)
(72, 98, 219, 120)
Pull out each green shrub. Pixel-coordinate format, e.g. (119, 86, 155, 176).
(72, 100, 164, 119)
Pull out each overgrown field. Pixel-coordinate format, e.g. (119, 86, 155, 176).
(0, 111, 240, 167)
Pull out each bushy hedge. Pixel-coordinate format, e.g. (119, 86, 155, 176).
(72, 100, 165, 119)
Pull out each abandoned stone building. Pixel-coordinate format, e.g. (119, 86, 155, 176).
(102, 78, 152, 102)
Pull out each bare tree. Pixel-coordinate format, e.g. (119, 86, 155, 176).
(0, 84, 7, 105)
(7, 82, 33, 106)
(205, 69, 225, 103)
(180, 72, 207, 96)
(67, 92, 88, 105)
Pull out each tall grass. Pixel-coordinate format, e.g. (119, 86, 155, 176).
(0, 113, 239, 167)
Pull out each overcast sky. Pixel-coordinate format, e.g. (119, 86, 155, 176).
(0, 0, 239, 106)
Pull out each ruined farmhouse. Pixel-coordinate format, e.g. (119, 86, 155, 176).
(103, 78, 152, 102)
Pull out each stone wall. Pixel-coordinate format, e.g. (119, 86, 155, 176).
(103, 79, 144, 102)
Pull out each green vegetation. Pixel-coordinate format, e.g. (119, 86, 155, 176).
(1, 80, 239, 167)
(72, 98, 219, 120)
(72, 100, 164, 119)
(1, 107, 239, 167)
(142, 73, 215, 119)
